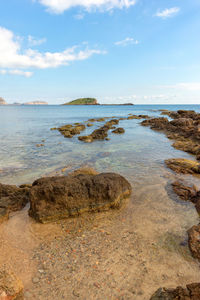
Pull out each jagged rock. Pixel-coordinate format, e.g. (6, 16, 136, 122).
(0, 267, 24, 299)
(188, 224, 200, 261)
(165, 159, 200, 175)
(29, 173, 132, 223)
(150, 283, 200, 299)
(58, 124, 86, 138)
(112, 128, 125, 134)
(172, 181, 198, 202)
(0, 183, 30, 214)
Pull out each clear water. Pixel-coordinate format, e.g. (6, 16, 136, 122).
(0, 104, 200, 185)
(0, 105, 200, 299)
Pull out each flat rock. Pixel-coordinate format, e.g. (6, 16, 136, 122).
(150, 283, 200, 299)
(29, 173, 132, 223)
(165, 159, 200, 175)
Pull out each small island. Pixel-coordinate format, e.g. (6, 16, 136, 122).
(23, 101, 48, 105)
(62, 98, 99, 105)
(0, 97, 7, 105)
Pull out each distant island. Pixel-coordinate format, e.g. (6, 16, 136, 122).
(0, 97, 7, 105)
(23, 101, 48, 105)
(102, 103, 134, 106)
(63, 98, 99, 105)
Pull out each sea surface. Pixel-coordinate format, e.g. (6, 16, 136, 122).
(0, 104, 200, 185)
(1, 104, 200, 299)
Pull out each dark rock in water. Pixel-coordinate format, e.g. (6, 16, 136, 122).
(150, 283, 200, 299)
(112, 128, 125, 134)
(29, 173, 132, 223)
(0, 267, 24, 299)
(58, 124, 86, 138)
(172, 181, 198, 202)
(0, 183, 30, 214)
(188, 224, 200, 261)
(78, 135, 93, 143)
(165, 159, 200, 175)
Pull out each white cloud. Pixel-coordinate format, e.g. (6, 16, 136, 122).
(115, 37, 139, 46)
(167, 82, 200, 91)
(155, 7, 180, 19)
(28, 35, 47, 46)
(0, 26, 105, 76)
(38, 0, 136, 14)
(0, 69, 33, 77)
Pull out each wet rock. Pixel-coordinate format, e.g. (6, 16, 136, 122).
(165, 159, 200, 175)
(127, 115, 141, 120)
(170, 118, 194, 127)
(58, 124, 86, 138)
(112, 128, 125, 134)
(78, 135, 93, 143)
(36, 144, 44, 147)
(188, 224, 200, 261)
(29, 173, 132, 223)
(141, 117, 169, 130)
(0, 183, 30, 214)
(87, 123, 93, 127)
(150, 283, 200, 299)
(172, 181, 198, 202)
(68, 167, 99, 177)
(0, 267, 24, 299)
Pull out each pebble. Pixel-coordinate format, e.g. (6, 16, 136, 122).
(32, 277, 40, 284)
(24, 291, 32, 298)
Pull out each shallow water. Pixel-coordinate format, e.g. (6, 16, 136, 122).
(0, 105, 200, 299)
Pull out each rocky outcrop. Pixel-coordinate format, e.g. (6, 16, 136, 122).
(165, 159, 200, 175)
(29, 173, 132, 223)
(63, 98, 98, 105)
(112, 128, 125, 134)
(188, 224, 200, 261)
(0, 183, 30, 214)
(58, 124, 86, 138)
(0, 97, 7, 105)
(141, 110, 200, 160)
(150, 283, 200, 299)
(0, 267, 24, 299)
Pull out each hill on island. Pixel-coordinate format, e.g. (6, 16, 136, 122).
(0, 97, 7, 105)
(63, 98, 98, 105)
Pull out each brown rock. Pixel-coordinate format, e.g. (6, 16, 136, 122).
(112, 128, 125, 134)
(165, 159, 200, 175)
(29, 173, 132, 223)
(172, 181, 198, 203)
(150, 283, 200, 300)
(0, 267, 24, 299)
(0, 183, 30, 213)
(188, 224, 200, 261)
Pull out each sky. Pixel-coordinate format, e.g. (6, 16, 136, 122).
(0, 0, 200, 104)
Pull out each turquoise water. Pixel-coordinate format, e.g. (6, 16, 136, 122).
(0, 104, 200, 185)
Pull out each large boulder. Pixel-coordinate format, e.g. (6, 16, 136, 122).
(0, 267, 24, 299)
(150, 283, 200, 300)
(29, 173, 132, 223)
(188, 224, 200, 261)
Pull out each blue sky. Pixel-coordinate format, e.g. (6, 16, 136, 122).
(0, 0, 200, 104)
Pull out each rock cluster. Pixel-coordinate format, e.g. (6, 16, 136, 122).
(0, 267, 24, 299)
(141, 110, 200, 160)
(150, 283, 200, 300)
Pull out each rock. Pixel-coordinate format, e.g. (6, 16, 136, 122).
(68, 167, 99, 177)
(127, 115, 141, 120)
(0, 183, 30, 214)
(165, 159, 200, 175)
(172, 181, 198, 202)
(78, 135, 93, 143)
(87, 123, 93, 127)
(0, 267, 24, 299)
(36, 144, 44, 147)
(32, 277, 39, 284)
(0, 98, 7, 105)
(150, 283, 200, 299)
(188, 224, 200, 261)
(112, 128, 125, 134)
(0, 208, 9, 224)
(58, 124, 86, 138)
(170, 118, 194, 127)
(29, 173, 132, 223)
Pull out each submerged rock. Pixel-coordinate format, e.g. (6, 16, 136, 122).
(150, 283, 200, 299)
(29, 173, 132, 223)
(0, 267, 24, 299)
(58, 124, 86, 138)
(172, 181, 198, 202)
(188, 224, 200, 261)
(165, 159, 200, 175)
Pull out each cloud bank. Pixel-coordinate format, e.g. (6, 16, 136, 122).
(38, 0, 136, 14)
(0, 27, 105, 77)
(155, 7, 180, 19)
